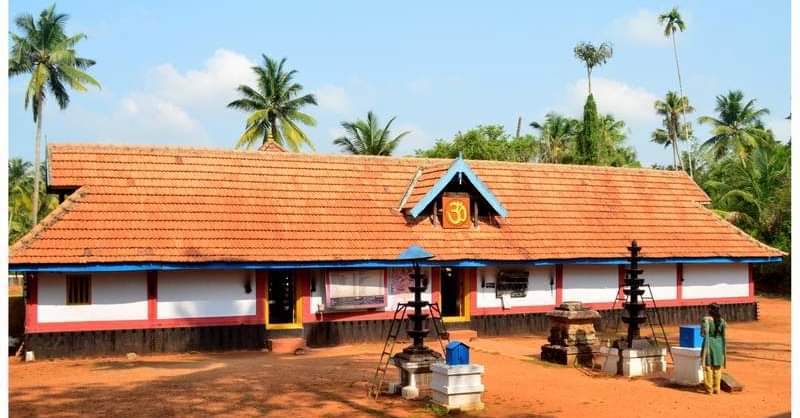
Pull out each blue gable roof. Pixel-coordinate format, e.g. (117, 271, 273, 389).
(408, 157, 508, 219)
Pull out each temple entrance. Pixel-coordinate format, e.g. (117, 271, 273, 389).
(267, 270, 296, 326)
(440, 268, 469, 320)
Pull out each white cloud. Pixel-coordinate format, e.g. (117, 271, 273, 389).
(563, 77, 660, 124)
(144, 49, 256, 109)
(612, 9, 670, 47)
(315, 85, 351, 114)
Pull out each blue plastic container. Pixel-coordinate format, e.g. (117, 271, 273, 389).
(679, 325, 702, 348)
(445, 341, 470, 365)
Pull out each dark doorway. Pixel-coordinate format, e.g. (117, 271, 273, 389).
(268, 270, 295, 324)
(440, 268, 463, 317)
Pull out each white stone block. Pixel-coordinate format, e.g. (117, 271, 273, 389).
(430, 363, 485, 411)
(597, 346, 620, 375)
(671, 347, 703, 386)
(401, 385, 419, 400)
(24, 351, 35, 362)
(621, 347, 667, 377)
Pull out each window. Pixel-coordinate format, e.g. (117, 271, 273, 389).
(325, 269, 386, 311)
(66, 274, 91, 305)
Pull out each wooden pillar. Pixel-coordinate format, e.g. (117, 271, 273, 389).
(295, 270, 310, 324)
(147, 271, 158, 321)
(676, 263, 684, 305)
(24, 272, 38, 332)
(255, 271, 267, 324)
(431, 267, 441, 306)
(748, 263, 755, 299)
(555, 265, 563, 306)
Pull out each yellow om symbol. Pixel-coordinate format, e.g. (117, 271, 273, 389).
(446, 200, 468, 225)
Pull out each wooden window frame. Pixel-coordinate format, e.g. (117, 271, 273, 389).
(66, 274, 92, 305)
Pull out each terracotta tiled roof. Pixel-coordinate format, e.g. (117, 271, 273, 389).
(9, 143, 784, 265)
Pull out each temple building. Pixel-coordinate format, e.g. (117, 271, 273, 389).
(9, 143, 784, 357)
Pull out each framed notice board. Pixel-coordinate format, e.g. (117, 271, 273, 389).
(325, 269, 387, 311)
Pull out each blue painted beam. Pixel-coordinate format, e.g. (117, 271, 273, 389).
(8, 256, 782, 272)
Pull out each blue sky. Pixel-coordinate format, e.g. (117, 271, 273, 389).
(8, 1, 790, 165)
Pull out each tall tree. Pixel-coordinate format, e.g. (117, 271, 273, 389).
(333, 111, 410, 156)
(573, 41, 613, 94)
(576, 95, 601, 164)
(698, 90, 770, 163)
(651, 91, 694, 169)
(9, 4, 101, 225)
(228, 55, 317, 151)
(658, 7, 694, 176)
(530, 113, 578, 163)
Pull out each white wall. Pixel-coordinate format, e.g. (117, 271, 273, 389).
(683, 263, 749, 299)
(38, 272, 148, 323)
(562, 265, 619, 304)
(157, 270, 256, 319)
(476, 266, 556, 308)
(641, 264, 678, 301)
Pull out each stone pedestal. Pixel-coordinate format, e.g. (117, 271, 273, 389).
(430, 363, 485, 412)
(540, 301, 600, 366)
(391, 349, 443, 400)
(596, 339, 667, 377)
(671, 347, 703, 386)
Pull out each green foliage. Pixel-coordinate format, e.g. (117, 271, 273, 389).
(9, 158, 58, 245)
(415, 125, 536, 162)
(576, 95, 600, 164)
(573, 41, 613, 93)
(698, 90, 770, 163)
(658, 7, 686, 37)
(9, 4, 101, 121)
(701, 139, 790, 252)
(651, 91, 694, 168)
(333, 111, 409, 156)
(530, 113, 579, 164)
(228, 55, 317, 151)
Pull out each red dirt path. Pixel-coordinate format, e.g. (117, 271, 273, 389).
(10, 296, 790, 417)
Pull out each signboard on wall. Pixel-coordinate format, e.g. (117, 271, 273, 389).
(326, 269, 386, 311)
(442, 193, 471, 229)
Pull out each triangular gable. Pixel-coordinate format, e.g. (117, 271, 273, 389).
(407, 157, 508, 219)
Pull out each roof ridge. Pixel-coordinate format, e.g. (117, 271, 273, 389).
(48, 142, 698, 177)
(10, 186, 89, 255)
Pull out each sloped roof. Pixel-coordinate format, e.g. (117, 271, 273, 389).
(9, 143, 785, 266)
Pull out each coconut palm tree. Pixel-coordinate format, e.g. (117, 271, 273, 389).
(530, 113, 578, 163)
(658, 7, 693, 175)
(9, 4, 101, 225)
(698, 90, 770, 163)
(333, 111, 410, 156)
(573, 42, 613, 94)
(651, 91, 694, 169)
(704, 142, 789, 243)
(228, 55, 317, 151)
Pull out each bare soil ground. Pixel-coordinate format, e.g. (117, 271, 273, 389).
(10, 296, 790, 418)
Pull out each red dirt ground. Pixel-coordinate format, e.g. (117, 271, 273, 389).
(9, 296, 790, 417)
